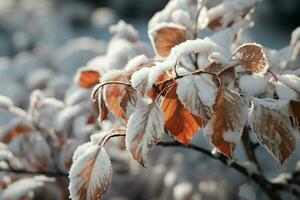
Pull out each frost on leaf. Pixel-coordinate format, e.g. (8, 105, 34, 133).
(77, 70, 101, 89)
(161, 82, 203, 145)
(69, 145, 112, 200)
(126, 102, 164, 167)
(150, 24, 188, 57)
(234, 43, 269, 74)
(277, 74, 300, 94)
(177, 73, 219, 121)
(249, 98, 296, 164)
(95, 88, 108, 123)
(203, 88, 247, 157)
(290, 100, 300, 131)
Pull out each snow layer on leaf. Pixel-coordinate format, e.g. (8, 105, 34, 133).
(147, 38, 215, 90)
(239, 74, 267, 96)
(0, 95, 13, 109)
(171, 10, 194, 31)
(69, 145, 112, 200)
(109, 20, 139, 42)
(131, 67, 151, 95)
(177, 74, 218, 120)
(278, 74, 300, 94)
(249, 98, 296, 164)
(101, 69, 125, 83)
(276, 82, 299, 101)
(125, 54, 149, 72)
(238, 182, 256, 200)
(1, 178, 44, 200)
(126, 102, 164, 167)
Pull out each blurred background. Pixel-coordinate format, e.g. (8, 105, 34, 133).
(0, 0, 299, 200)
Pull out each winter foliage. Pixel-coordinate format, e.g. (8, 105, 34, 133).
(1, 0, 300, 200)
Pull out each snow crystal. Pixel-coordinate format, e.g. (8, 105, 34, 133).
(238, 182, 256, 200)
(239, 74, 267, 96)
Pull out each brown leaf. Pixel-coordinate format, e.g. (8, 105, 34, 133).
(161, 82, 203, 145)
(204, 88, 247, 157)
(234, 44, 269, 74)
(1, 121, 32, 144)
(78, 70, 101, 88)
(249, 98, 296, 164)
(69, 145, 112, 200)
(104, 76, 138, 121)
(154, 26, 188, 57)
(290, 100, 300, 131)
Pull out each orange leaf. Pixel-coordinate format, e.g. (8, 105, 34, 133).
(234, 44, 269, 74)
(161, 82, 203, 145)
(105, 76, 138, 121)
(78, 70, 101, 88)
(154, 27, 188, 57)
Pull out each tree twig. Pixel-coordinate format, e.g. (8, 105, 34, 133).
(157, 140, 300, 200)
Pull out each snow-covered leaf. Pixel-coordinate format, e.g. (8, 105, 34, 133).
(238, 73, 267, 96)
(1, 178, 44, 200)
(149, 23, 188, 57)
(249, 98, 296, 164)
(277, 74, 300, 94)
(0, 95, 13, 109)
(290, 100, 300, 131)
(234, 43, 269, 74)
(69, 144, 112, 200)
(161, 82, 203, 145)
(126, 102, 164, 167)
(203, 88, 247, 157)
(177, 73, 219, 120)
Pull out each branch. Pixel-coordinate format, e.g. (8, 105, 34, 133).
(157, 140, 300, 200)
(0, 168, 68, 177)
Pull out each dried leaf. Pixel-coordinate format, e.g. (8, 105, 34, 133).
(203, 88, 247, 157)
(152, 26, 188, 57)
(177, 73, 220, 120)
(104, 76, 138, 121)
(234, 43, 269, 74)
(78, 70, 101, 88)
(1, 121, 32, 144)
(161, 82, 203, 145)
(290, 100, 300, 131)
(69, 145, 112, 200)
(126, 102, 164, 167)
(249, 98, 296, 164)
